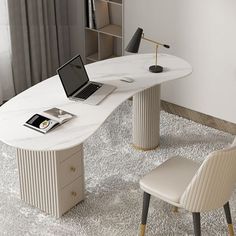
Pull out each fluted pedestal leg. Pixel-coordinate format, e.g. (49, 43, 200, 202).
(133, 85, 161, 150)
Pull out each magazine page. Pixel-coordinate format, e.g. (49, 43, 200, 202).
(24, 114, 59, 134)
(43, 108, 75, 124)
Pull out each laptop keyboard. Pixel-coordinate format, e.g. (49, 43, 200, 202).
(75, 83, 101, 100)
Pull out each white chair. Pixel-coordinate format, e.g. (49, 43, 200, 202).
(139, 145, 236, 236)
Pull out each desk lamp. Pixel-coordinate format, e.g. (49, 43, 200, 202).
(125, 27, 170, 73)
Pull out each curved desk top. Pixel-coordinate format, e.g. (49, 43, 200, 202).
(0, 54, 192, 151)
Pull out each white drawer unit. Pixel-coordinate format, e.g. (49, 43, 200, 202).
(17, 144, 85, 218)
(60, 150, 84, 188)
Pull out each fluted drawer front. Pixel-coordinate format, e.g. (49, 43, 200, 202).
(61, 177, 85, 214)
(60, 150, 84, 188)
(133, 85, 161, 150)
(17, 149, 60, 217)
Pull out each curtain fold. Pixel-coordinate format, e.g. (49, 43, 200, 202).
(0, 0, 15, 104)
(8, 0, 71, 94)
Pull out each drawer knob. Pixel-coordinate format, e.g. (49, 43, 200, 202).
(70, 166, 76, 172)
(71, 191, 77, 197)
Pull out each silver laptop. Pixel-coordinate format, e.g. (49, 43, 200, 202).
(57, 55, 116, 105)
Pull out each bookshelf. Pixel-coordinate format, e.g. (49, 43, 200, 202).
(84, 0, 124, 64)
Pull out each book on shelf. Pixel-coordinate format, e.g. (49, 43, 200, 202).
(87, 0, 110, 30)
(92, 0, 97, 29)
(24, 108, 75, 134)
(88, 0, 94, 29)
(94, 0, 110, 29)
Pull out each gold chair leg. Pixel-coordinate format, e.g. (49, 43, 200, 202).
(173, 206, 178, 213)
(224, 202, 234, 236)
(140, 192, 150, 236)
(228, 224, 235, 236)
(140, 224, 146, 236)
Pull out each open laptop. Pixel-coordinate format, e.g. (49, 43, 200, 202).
(57, 55, 116, 105)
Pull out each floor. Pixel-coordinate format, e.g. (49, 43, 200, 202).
(0, 101, 235, 235)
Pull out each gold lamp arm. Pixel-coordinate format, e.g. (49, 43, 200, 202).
(140, 33, 170, 73)
(141, 33, 168, 47)
(155, 45, 158, 67)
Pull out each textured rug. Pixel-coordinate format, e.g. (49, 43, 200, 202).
(0, 100, 235, 236)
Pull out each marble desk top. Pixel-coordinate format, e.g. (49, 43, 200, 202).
(0, 54, 192, 151)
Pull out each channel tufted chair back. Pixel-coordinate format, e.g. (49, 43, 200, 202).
(180, 146, 236, 212)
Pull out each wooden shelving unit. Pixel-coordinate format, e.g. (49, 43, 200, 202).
(84, 0, 123, 64)
(100, 0, 122, 6)
(86, 53, 99, 62)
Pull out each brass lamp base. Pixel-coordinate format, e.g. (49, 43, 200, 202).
(149, 65, 163, 73)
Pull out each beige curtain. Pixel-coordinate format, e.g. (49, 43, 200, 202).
(8, 0, 71, 94)
(0, 0, 15, 104)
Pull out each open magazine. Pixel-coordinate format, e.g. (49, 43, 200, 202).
(24, 108, 75, 134)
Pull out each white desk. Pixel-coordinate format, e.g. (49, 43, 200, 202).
(0, 54, 192, 217)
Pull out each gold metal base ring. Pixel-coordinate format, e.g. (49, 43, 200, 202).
(140, 224, 146, 236)
(228, 224, 235, 236)
(173, 206, 179, 213)
(132, 143, 159, 151)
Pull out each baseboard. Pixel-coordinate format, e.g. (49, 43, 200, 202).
(161, 100, 236, 135)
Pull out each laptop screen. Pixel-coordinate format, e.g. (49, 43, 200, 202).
(57, 55, 89, 97)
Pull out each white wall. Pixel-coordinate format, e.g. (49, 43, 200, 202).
(124, 0, 236, 123)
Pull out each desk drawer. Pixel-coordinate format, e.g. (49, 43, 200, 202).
(60, 150, 83, 188)
(61, 177, 84, 214)
(57, 144, 83, 163)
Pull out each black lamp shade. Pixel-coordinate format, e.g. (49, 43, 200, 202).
(125, 27, 143, 53)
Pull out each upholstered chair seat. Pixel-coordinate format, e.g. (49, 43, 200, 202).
(140, 157, 200, 205)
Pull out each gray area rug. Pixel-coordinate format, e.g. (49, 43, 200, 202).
(0, 100, 235, 236)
